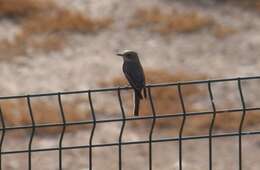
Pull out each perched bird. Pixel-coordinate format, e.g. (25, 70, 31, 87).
(117, 50, 146, 116)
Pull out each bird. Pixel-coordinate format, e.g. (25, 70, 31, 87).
(117, 50, 146, 116)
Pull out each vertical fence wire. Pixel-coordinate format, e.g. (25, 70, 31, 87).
(27, 96, 35, 170)
(237, 78, 246, 170)
(0, 108, 5, 170)
(58, 93, 66, 170)
(177, 84, 187, 170)
(88, 91, 96, 170)
(117, 88, 126, 170)
(147, 87, 156, 170)
(208, 82, 217, 170)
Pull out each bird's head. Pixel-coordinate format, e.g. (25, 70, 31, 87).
(117, 50, 139, 62)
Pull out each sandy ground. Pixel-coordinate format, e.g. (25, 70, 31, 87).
(0, 0, 260, 169)
(0, 0, 260, 95)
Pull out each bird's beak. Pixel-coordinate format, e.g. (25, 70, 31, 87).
(117, 53, 124, 57)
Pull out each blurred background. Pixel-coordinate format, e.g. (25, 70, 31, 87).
(0, 0, 260, 169)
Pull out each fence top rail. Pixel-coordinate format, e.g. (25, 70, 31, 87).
(0, 75, 259, 100)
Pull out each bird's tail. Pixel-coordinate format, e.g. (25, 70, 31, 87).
(134, 90, 141, 116)
(143, 87, 147, 99)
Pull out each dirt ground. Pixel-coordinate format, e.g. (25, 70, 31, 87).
(0, 0, 260, 169)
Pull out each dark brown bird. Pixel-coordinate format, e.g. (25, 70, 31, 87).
(117, 50, 146, 116)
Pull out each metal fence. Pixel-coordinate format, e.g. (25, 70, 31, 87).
(0, 76, 260, 170)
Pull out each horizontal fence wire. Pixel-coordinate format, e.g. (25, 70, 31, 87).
(0, 76, 259, 169)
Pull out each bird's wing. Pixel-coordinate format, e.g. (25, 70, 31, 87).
(123, 61, 145, 91)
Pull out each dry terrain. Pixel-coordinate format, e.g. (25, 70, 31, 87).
(0, 0, 260, 169)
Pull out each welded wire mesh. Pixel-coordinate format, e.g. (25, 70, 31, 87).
(0, 76, 260, 170)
